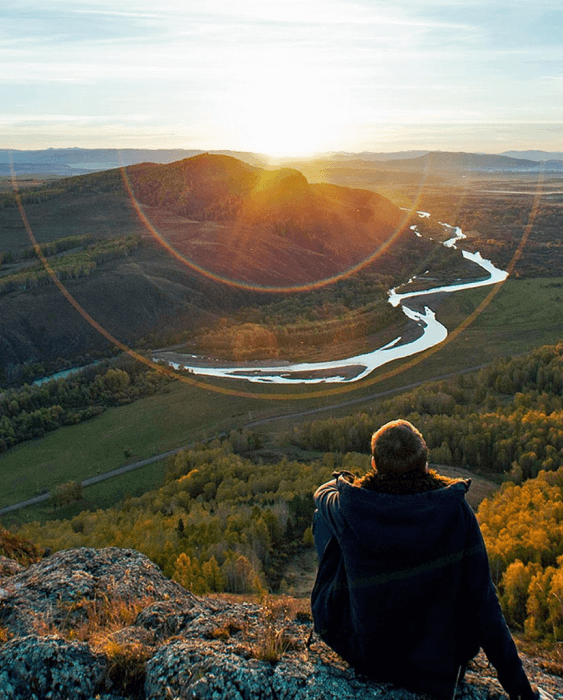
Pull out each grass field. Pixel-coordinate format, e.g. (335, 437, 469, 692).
(2, 275, 562, 526)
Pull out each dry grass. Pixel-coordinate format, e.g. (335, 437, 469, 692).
(253, 595, 302, 663)
(515, 636, 563, 678)
(58, 593, 153, 644)
(54, 593, 156, 697)
(208, 619, 245, 641)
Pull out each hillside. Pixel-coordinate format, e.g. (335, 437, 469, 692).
(0, 154, 475, 381)
(123, 154, 408, 286)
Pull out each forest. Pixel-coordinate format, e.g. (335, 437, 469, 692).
(479, 470, 563, 642)
(291, 342, 563, 480)
(9, 340, 563, 645)
(16, 441, 329, 595)
(0, 355, 170, 452)
(0, 233, 141, 296)
(189, 267, 403, 361)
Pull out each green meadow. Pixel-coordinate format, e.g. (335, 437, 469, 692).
(2, 276, 562, 524)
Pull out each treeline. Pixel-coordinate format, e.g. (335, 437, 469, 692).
(0, 169, 125, 210)
(0, 186, 67, 210)
(196, 305, 402, 361)
(192, 268, 403, 360)
(0, 356, 169, 452)
(235, 268, 395, 323)
(20, 234, 92, 259)
(290, 342, 563, 479)
(478, 468, 563, 642)
(0, 234, 140, 295)
(1, 234, 91, 268)
(16, 441, 332, 595)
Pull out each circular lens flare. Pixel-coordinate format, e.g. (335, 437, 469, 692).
(119, 165, 412, 294)
(8, 156, 543, 402)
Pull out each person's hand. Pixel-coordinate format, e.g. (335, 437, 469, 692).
(332, 470, 355, 482)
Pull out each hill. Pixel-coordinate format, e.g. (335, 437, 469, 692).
(124, 154, 406, 285)
(378, 151, 551, 171)
(0, 153, 473, 381)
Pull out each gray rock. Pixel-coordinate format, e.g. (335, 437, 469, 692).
(135, 599, 205, 641)
(144, 638, 494, 700)
(0, 634, 106, 700)
(0, 546, 194, 636)
(0, 556, 23, 581)
(0, 546, 560, 700)
(145, 640, 277, 700)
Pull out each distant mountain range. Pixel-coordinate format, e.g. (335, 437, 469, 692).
(501, 150, 563, 161)
(0, 149, 268, 176)
(2, 148, 563, 177)
(329, 151, 563, 173)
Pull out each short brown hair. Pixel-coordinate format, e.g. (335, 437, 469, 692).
(370, 420, 428, 476)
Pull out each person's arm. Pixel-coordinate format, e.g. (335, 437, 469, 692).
(464, 509, 537, 700)
(313, 473, 355, 558)
(314, 471, 354, 534)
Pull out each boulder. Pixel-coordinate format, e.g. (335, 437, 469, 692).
(0, 635, 105, 700)
(0, 547, 560, 700)
(0, 556, 24, 581)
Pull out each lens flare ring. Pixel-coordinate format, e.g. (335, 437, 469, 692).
(9, 157, 543, 402)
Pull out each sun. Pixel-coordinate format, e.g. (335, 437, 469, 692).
(220, 58, 347, 159)
(244, 112, 331, 160)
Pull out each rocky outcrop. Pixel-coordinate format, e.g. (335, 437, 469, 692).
(0, 547, 561, 700)
(0, 556, 23, 581)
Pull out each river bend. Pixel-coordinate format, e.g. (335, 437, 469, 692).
(153, 218, 508, 384)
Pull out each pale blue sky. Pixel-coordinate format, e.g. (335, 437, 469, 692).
(2, 0, 562, 155)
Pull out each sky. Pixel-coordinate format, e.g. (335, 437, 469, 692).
(2, 0, 562, 157)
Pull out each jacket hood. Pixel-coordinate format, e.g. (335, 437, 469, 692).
(338, 477, 471, 560)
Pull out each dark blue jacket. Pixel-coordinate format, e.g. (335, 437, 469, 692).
(311, 475, 536, 700)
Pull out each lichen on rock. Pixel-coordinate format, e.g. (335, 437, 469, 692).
(0, 546, 560, 700)
(0, 634, 106, 700)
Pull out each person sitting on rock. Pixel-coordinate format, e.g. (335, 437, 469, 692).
(311, 419, 546, 700)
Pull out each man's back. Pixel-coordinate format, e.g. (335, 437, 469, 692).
(313, 473, 483, 697)
(311, 420, 538, 700)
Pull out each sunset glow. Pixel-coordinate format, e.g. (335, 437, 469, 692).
(2, 1, 561, 153)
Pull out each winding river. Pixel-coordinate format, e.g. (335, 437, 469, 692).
(153, 216, 508, 385)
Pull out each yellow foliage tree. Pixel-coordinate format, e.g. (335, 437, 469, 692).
(500, 560, 541, 629)
(172, 553, 207, 594)
(525, 567, 557, 640)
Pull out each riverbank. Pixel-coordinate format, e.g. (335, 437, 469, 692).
(152, 216, 508, 385)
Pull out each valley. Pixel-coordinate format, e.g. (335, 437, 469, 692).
(1, 155, 562, 517)
(2, 153, 563, 669)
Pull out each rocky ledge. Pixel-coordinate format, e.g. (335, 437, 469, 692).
(0, 547, 561, 700)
